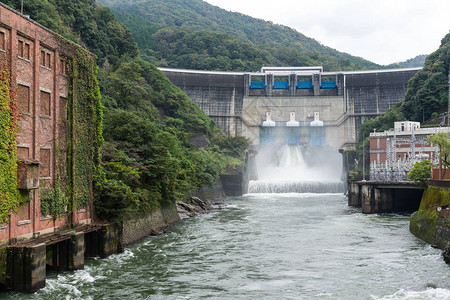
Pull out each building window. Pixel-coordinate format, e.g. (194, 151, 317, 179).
(17, 84, 30, 113)
(39, 148, 51, 178)
(17, 146, 29, 159)
(41, 50, 52, 68)
(46, 53, 51, 68)
(60, 58, 68, 75)
(18, 40, 30, 60)
(40, 91, 51, 116)
(0, 32, 5, 51)
(60, 96, 67, 120)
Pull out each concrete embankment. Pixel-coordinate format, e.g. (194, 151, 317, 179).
(121, 173, 244, 245)
(410, 181, 450, 263)
(347, 180, 423, 213)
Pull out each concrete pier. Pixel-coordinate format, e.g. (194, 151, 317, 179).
(348, 181, 423, 214)
(1, 224, 120, 293)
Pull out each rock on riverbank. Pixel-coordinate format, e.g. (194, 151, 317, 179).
(176, 196, 213, 219)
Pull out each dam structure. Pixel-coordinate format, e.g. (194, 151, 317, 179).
(161, 66, 420, 150)
(162, 66, 420, 193)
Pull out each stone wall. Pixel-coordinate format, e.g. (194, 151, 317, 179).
(410, 186, 450, 250)
(191, 179, 225, 201)
(121, 172, 245, 246)
(121, 206, 180, 246)
(435, 211, 450, 250)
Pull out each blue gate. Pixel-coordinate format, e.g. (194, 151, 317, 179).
(260, 126, 276, 145)
(309, 126, 325, 146)
(286, 127, 300, 145)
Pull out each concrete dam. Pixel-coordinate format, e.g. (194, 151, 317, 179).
(161, 66, 420, 150)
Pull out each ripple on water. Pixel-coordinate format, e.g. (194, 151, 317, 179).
(6, 193, 449, 300)
(371, 288, 450, 300)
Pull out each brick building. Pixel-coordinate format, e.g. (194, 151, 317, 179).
(369, 121, 449, 181)
(0, 3, 98, 246)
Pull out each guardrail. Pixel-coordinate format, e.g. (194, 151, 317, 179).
(429, 180, 450, 188)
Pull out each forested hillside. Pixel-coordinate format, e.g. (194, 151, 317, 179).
(3, 0, 247, 223)
(386, 55, 427, 69)
(359, 31, 450, 141)
(98, 0, 381, 71)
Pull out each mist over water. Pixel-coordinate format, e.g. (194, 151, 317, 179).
(249, 145, 344, 193)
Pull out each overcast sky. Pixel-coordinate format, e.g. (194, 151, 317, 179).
(204, 0, 450, 65)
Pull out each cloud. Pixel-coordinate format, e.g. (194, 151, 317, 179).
(204, 0, 450, 65)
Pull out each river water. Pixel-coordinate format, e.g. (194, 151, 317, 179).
(6, 193, 450, 299)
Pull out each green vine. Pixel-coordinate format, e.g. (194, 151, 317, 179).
(0, 68, 19, 225)
(71, 48, 103, 210)
(41, 43, 102, 221)
(40, 181, 68, 220)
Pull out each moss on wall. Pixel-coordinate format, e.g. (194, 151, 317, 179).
(410, 186, 450, 247)
(40, 45, 102, 222)
(71, 48, 103, 211)
(0, 68, 19, 225)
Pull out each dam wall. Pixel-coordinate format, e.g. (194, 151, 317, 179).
(161, 69, 245, 137)
(161, 67, 420, 149)
(344, 69, 420, 139)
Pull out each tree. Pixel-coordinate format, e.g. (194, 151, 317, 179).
(408, 160, 432, 187)
(427, 132, 450, 178)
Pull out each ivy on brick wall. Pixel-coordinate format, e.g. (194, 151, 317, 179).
(40, 44, 103, 221)
(0, 68, 19, 225)
(40, 181, 69, 220)
(70, 48, 103, 211)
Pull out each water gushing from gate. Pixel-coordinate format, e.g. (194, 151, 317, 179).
(248, 145, 344, 193)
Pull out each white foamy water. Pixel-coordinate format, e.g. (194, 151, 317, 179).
(5, 194, 446, 300)
(371, 288, 450, 300)
(250, 145, 344, 193)
(248, 180, 344, 193)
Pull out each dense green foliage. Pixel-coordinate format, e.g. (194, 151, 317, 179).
(358, 31, 450, 143)
(98, 0, 381, 71)
(97, 56, 247, 222)
(141, 27, 277, 71)
(4, 0, 248, 223)
(0, 68, 18, 225)
(40, 182, 69, 220)
(427, 133, 450, 178)
(407, 160, 432, 188)
(402, 32, 450, 122)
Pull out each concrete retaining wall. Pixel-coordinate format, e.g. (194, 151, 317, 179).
(121, 206, 180, 246)
(347, 181, 361, 207)
(410, 186, 450, 251)
(348, 181, 423, 213)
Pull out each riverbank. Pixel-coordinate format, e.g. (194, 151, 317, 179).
(410, 181, 450, 264)
(120, 175, 238, 246)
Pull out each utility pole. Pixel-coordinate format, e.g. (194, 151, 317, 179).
(363, 141, 366, 181)
(21, 0, 23, 14)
